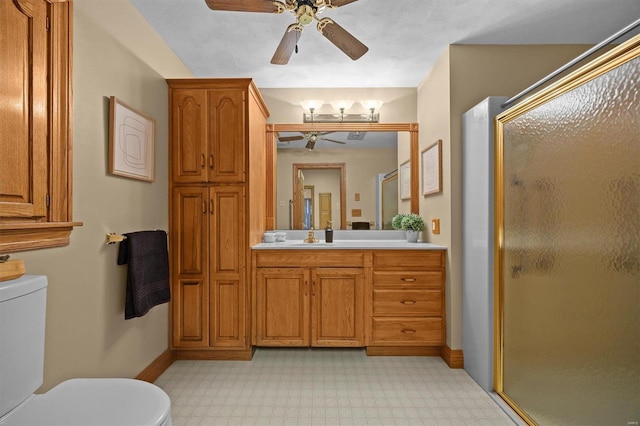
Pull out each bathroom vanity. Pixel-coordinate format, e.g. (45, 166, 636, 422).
(251, 233, 447, 357)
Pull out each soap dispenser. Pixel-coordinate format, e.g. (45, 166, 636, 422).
(325, 221, 333, 243)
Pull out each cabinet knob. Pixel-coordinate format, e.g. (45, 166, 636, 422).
(209, 154, 214, 169)
(201, 153, 206, 169)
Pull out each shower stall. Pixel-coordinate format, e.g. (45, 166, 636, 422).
(494, 34, 640, 424)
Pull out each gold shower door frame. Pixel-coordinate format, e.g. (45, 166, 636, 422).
(494, 35, 640, 425)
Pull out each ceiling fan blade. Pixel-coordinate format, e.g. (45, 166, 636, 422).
(317, 18, 368, 61)
(271, 24, 303, 65)
(278, 135, 305, 142)
(205, 0, 285, 13)
(327, 0, 359, 7)
(321, 138, 347, 144)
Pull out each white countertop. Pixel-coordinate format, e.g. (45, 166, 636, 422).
(252, 240, 447, 250)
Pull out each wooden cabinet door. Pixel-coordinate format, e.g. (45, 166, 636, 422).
(207, 90, 245, 183)
(256, 268, 310, 346)
(0, 0, 47, 220)
(209, 185, 246, 347)
(171, 186, 209, 347)
(311, 268, 364, 347)
(171, 89, 207, 183)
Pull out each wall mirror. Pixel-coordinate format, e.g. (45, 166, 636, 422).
(265, 123, 419, 230)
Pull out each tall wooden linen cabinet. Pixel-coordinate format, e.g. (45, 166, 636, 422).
(168, 79, 269, 360)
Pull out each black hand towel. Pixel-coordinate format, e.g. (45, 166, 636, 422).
(117, 230, 170, 319)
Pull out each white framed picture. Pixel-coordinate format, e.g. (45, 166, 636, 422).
(109, 96, 156, 182)
(422, 139, 442, 196)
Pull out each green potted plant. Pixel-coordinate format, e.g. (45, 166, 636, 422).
(391, 214, 406, 231)
(400, 213, 425, 242)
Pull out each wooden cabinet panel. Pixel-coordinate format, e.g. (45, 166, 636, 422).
(312, 268, 364, 346)
(171, 89, 207, 183)
(373, 289, 443, 316)
(173, 187, 208, 275)
(256, 268, 310, 346)
(210, 279, 244, 347)
(373, 251, 444, 269)
(173, 279, 209, 347)
(254, 251, 365, 268)
(0, 0, 47, 219)
(207, 90, 245, 182)
(373, 271, 443, 288)
(210, 185, 244, 274)
(371, 318, 443, 346)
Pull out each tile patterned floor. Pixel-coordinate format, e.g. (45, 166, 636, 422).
(155, 348, 514, 426)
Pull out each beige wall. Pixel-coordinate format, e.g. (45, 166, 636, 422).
(417, 44, 592, 349)
(19, 0, 191, 392)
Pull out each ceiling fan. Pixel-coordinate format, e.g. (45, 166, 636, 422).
(278, 131, 347, 150)
(204, 0, 368, 65)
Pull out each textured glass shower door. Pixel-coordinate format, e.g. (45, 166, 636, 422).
(495, 37, 640, 425)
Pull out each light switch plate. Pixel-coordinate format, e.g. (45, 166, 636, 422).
(432, 219, 440, 234)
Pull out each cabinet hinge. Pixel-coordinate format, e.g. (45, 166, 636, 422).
(46, 16, 50, 31)
(46, 194, 50, 207)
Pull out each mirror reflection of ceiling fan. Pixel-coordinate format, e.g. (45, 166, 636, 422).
(278, 132, 347, 150)
(204, 0, 368, 65)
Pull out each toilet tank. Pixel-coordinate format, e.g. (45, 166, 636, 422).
(0, 275, 47, 418)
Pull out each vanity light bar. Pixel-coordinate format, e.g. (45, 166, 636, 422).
(302, 112, 379, 123)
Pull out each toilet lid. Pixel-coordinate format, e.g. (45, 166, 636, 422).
(3, 378, 171, 426)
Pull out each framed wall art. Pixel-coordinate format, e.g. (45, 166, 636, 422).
(109, 96, 156, 182)
(400, 159, 411, 200)
(422, 139, 442, 196)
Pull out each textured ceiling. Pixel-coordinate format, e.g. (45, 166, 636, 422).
(129, 0, 640, 88)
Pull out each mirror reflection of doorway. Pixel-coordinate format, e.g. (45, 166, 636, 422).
(381, 170, 399, 229)
(318, 192, 332, 229)
(292, 163, 346, 230)
(302, 186, 314, 230)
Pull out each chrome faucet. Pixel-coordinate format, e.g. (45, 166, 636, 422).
(303, 228, 319, 243)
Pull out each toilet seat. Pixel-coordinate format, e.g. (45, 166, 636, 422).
(1, 378, 172, 426)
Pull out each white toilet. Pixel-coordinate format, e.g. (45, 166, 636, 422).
(0, 275, 172, 426)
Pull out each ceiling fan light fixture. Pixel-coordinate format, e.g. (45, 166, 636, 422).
(297, 5, 315, 25)
(305, 139, 316, 150)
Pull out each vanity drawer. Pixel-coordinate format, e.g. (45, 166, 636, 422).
(373, 271, 443, 288)
(371, 318, 443, 345)
(373, 289, 442, 316)
(373, 251, 444, 269)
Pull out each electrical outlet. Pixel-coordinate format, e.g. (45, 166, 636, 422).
(279, 200, 285, 207)
(432, 219, 440, 234)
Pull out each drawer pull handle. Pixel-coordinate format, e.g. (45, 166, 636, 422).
(401, 300, 416, 305)
(401, 277, 416, 282)
(401, 328, 417, 334)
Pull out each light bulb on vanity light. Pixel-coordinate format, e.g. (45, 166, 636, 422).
(300, 99, 324, 113)
(360, 99, 384, 112)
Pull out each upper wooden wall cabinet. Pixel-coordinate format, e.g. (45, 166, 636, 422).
(0, 0, 79, 252)
(171, 88, 247, 183)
